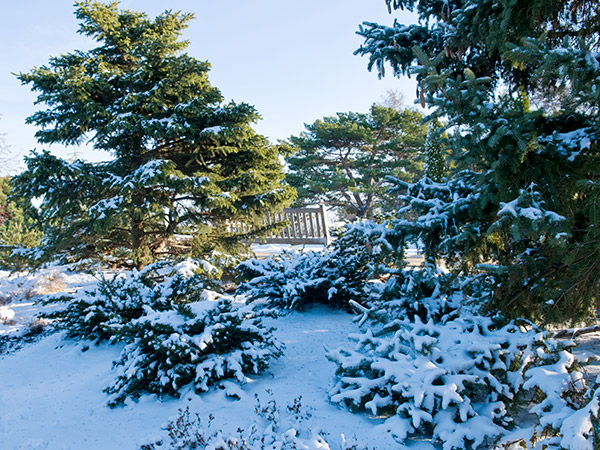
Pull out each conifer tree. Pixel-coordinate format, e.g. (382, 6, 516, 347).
(0, 177, 43, 268)
(13, 1, 295, 269)
(286, 104, 426, 221)
(356, 0, 600, 322)
(422, 121, 447, 182)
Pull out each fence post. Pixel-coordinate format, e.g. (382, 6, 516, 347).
(319, 204, 331, 246)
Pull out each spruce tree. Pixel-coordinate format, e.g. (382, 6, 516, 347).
(13, 1, 295, 269)
(356, 0, 600, 322)
(286, 104, 426, 221)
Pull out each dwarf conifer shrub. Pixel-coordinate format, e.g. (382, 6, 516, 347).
(43, 262, 206, 343)
(237, 222, 404, 312)
(238, 251, 334, 311)
(328, 267, 600, 450)
(105, 299, 281, 406)
(41, 260, 282, 405)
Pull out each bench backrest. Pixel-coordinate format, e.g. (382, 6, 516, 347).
(227, 205, 330, 246)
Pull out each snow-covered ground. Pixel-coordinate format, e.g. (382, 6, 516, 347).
(1, 265, 598, 450)
(0, 267, 433, 450)
(250, 243, 424, 266)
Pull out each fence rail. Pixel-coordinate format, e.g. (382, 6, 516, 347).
(227, 205, 330, 246)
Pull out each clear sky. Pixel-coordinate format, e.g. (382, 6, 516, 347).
(0, 1, 417, 172)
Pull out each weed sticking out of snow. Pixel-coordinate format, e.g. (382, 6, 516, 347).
(0, 318, 52, 355)
(0, 269, 70, 303)
(141, 392, 373, 450)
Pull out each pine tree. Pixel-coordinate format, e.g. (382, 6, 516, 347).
(13, 1, 295, 269)
(356, 0, 600, 322)
(286, 104, 426, 221)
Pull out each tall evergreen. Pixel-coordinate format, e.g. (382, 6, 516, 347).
(356, 0, 600, 322)
(286, 104, 426, 221)
(14, 1, 295, 269)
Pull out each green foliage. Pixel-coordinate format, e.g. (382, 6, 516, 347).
(235, 218, 599, 449)
(0, 176, 43, 268)
(355, 0, 600, 323)
(42, 262, 281, 406)
(105, 298, 281, 406)
(14, 1, 295, 269)
(237, 222, 404, 312)
(42, 265, 205, 343)
(423, 121, 448, 182)
(329, 293, 599, 450)
(285, 104, 426, 221)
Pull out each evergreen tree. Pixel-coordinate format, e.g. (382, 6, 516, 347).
(422, 120, 447, 182)
(0, 177, 43, 268)
(356, 0, 600, 322)
(286, 104, 426, 221)
(13, 1, 295, 269)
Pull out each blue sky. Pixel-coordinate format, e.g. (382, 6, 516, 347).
(0, 1, 417, 171)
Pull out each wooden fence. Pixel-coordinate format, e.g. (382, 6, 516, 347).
(227, 205, 331, 246)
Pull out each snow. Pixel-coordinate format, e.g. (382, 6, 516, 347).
(204, 126, 223, 134)
(1, 264, 598, 449)
(132, 160, 169, 184)
(89, 196, 124, 220)
(0, 305, 15, 322)
(0, 268, 417, 450)
(251, 243, 326, 257)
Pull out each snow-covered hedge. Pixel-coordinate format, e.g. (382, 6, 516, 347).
(41, 260, 282, 406)
(328, 268, 600, 450)
(237, 222, 403, 312)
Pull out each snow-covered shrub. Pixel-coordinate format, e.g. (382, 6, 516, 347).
(42, 263, 208, 343)
(328, 273, 600, 450)
(237, 251, 334, 311)
(141, 393, 372, 450)
(105, 299, 281, 406)
(367, 262, 461, 326)
(237, 221, 404, 312)
(40, 260, 282, 406)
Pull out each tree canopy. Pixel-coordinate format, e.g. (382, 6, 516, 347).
(286, 104, 426, 221)
(14, 1, 295, 269)
(357, 0, 600, 322)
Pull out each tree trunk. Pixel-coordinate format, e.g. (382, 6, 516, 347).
(130, 192, 152, 270)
